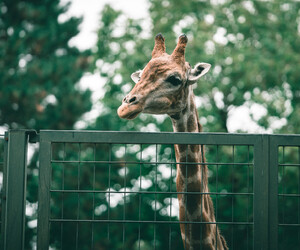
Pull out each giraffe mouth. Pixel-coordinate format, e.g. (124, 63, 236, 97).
(117, 102, 143, 120)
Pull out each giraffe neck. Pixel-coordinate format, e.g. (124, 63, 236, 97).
(171, 89, 201, 134)
(171, 88, 205, 190)
(170, 87, 227, 250)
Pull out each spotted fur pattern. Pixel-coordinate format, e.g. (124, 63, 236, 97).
(118, 34, 228, 250)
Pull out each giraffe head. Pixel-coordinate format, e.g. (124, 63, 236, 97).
(117, 34, 211, 120)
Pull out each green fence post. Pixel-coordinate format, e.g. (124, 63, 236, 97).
(0, 132, 8, 249)
(37, 133, 52, 250)
(253, 135, 270, 249)
(2, 130, 29, 250)
(269, 136, 279, 250)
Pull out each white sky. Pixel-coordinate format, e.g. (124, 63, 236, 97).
(60, 0, 150, 50)
(59, 0, 152, 129)
(62, 0, 276, 133)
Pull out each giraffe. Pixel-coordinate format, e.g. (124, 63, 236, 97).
(117, 34, 228, 250)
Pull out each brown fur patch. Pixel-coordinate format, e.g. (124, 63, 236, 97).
(187, 114, 197, 131)
(178, 164, 199, 180)
(185, 193, 200, 215)
(177, 144, 187, 153)
(190, 144, 199, 153)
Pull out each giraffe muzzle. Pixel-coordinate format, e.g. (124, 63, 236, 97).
(117, 95, 143, 120)
(123, 95, 138, 105)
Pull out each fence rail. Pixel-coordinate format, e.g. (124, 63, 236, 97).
(0, 130, 300, 249)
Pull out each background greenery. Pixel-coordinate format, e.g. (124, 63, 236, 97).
(0, 0, 299, 249)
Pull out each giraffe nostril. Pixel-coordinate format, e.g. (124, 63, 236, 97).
(129, 96, 137, 104)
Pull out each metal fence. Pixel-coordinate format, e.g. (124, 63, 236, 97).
(0, 133, 5, 245)
(0, 130, 300, 249)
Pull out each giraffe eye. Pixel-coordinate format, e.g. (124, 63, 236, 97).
(166, 75, 182, 86)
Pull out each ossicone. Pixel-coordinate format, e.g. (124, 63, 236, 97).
(152, 33, 166, 58)
(172, 34, 188, 63)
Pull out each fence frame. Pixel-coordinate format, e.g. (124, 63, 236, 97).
(0, 129, 300, 250)
(0, 130, 37, 250)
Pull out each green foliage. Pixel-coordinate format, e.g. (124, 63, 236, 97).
(0, 0, 92, 248)
(92, 0, 300, 134)
(0, 0, 92, 130)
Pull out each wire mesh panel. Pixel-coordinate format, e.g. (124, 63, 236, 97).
(49, 142, 181, 249)
(206, 144, 254, 249)
(37, 131, 258, 250)
(278, 145, 300, 249)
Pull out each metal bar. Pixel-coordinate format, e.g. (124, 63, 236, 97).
(107, 143, 112, 242)
(0, 132, 8, 250)
(278, 224, 300, 227)
(282, 147, 286, 225)
(169, 147, 174, 250)
(91, 143, 96, 250)
(278, 194, 300, 197)
(122, 144, 127, 249)
(50, 159, 253, 166)
(49, 189, 253, 196)
(154, 144, 158, 249)
(37, 141, 52, 250)
(268, 137, 279, 250)
(215, 145, 219, 250)
(60, 142, 65, 248)
(39, 130, 261, 145)
(298, 146, 300, 247)
(231, 145, 235, 249)
(247, 145, 250, 250)
(278, 163, 300, 167)
(2, 130, 30, 250)
(76, 144, 81, 250)
(138, 144, 142, 250)
(49, 218, 254, 225)
(253, 135, 269, 250)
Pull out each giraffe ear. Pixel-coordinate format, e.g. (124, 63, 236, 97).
(131, 70, 143, 83)
(187, 63, 211, 84)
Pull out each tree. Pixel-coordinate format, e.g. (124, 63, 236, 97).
(0, 0, 92, 130)
(0, 1, 92, 248)
(91, 0, 300, 134)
